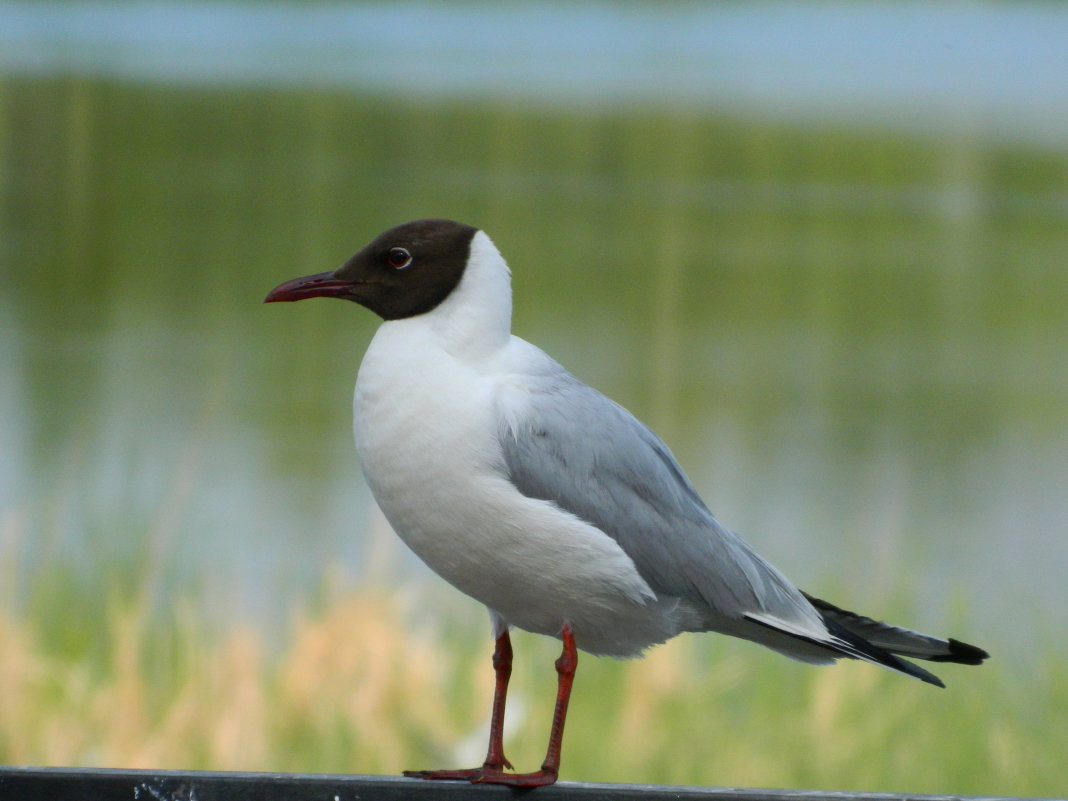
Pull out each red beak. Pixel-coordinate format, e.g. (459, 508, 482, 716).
(264, 271, 359, 303)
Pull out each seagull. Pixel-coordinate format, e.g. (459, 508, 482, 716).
(265, 218, 988, 788)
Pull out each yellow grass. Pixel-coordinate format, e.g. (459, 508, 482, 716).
(1, 583, 1062, 797)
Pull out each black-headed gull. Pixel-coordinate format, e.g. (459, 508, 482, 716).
(265, 219, 988, 787)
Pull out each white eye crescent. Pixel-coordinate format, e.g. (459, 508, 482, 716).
(387, 247, 413, 270)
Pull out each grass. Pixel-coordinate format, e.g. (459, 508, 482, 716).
(1, 575, 1063, 798)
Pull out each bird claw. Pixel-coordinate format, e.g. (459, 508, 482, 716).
(403, 768, 484, 781)
(403, 765, 556, 787)
(474, 768, 558, 787)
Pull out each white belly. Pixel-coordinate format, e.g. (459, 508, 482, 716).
(352, 323, 681, 656)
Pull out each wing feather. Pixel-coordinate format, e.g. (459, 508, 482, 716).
(495, 359, 824, 634)
(493, 351, 988, 685)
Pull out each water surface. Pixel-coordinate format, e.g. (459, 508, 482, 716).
(1, 3, 1066, 661)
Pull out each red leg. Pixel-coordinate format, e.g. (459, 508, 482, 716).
(403, 631, 514, 780)
(403, 625, 579, 788)
(475, 625, 577, 787)
(485, 630, 515, 770)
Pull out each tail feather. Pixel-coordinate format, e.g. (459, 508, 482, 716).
(820, 616, 946, 687)
(745, 594, 989, 688)
(744, 611, 947, 687)
(804, 593, 990, 666)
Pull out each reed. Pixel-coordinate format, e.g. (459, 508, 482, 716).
(1, 581, 1061, 798)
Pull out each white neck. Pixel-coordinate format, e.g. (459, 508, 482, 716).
(420, 230, 513, 359)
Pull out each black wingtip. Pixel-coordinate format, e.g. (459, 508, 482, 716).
(744, 613, 948, 687)
(927, 638, 990, 665)
(922, 672, 947, 689)
(821, 617, 948, 687)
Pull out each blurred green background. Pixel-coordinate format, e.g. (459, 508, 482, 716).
(1, 2, 1066, 796)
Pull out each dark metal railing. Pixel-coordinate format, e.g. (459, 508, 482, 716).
(0, 767, 1052, 801)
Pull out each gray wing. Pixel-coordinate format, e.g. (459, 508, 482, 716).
(496, 361, 820, 629)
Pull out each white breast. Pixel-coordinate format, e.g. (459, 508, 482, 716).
(350, 234, 684, 655)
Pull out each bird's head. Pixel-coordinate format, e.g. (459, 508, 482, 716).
(264, 218, 479, 320)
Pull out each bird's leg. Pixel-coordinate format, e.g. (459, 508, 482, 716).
(474, 624, 577, 787)
(403, 626, 578, 788)
(402, 631, 514, 781)
(485, 629, 515, 770)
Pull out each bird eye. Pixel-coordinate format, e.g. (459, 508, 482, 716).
(387, 247, 413, 270)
